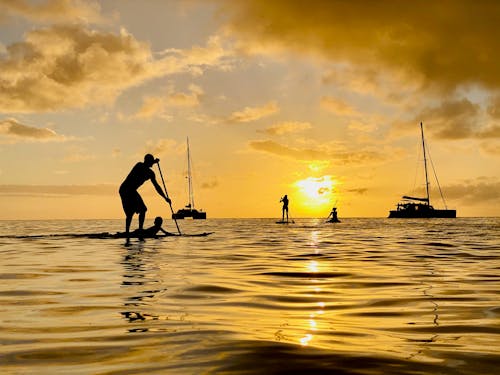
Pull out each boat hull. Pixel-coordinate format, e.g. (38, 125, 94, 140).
(388, 208, 456, 218)
(172, 209, 206, 220)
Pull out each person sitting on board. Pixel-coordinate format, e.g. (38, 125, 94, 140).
(119, 154, 171, 245)
(327, 207, 340, 222)
(116, 216, 174, 238)
(280, 195, 289, 222)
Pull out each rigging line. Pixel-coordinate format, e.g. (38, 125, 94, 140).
(425, 144, 448, 209)
(411, 135, 423, 196)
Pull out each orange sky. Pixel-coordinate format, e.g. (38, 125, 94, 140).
(0, 0, 499, 219)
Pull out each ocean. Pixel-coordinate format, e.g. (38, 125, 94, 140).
(0, 218, 498, 374)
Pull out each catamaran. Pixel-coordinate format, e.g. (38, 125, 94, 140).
(172, 138, 207, 220)
(388, 122, 456, 218)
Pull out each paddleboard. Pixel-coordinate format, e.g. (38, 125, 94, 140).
(2, 232, 214, 239)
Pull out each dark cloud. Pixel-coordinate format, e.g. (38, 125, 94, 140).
(487, 95, 500, 119)
(396, 98, 500, 140)
(345, 188, 368, 195)
(443, 177, 500, 204)
(219, 0, 500, 92)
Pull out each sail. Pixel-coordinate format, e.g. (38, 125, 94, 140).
(402, 196, 429, 202)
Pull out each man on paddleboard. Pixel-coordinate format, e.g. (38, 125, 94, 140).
(119, 154, 170, 245)
(280, 195, 289, 222)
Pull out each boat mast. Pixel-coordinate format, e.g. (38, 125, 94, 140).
(420, 122, 430, 205)
(186, 137, 195, 209)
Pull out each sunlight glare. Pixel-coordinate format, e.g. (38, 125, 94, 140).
(294, 175, 338, 215)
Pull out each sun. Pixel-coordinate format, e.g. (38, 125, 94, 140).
(293, 175, 339, 215)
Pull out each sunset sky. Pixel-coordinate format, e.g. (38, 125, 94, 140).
(0, 0, 499, 220)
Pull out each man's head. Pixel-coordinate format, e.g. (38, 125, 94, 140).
(144, 154, 159, 167)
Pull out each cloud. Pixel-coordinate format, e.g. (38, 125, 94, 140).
(444, 177, 500, 204)
(144, 138, 183, 157)
(201, 180, 218, 189)
(227, 101, 279, 123)
(260, 121, 312, 135)
(249, 139, 385, 165)
(133, 84, 204, 119)
(0, 25, 233, 113)
(394, 98, 500, 140)
(157, 35, 235, 75)
(320, 96, 357, 116)
(167, 84, 204, 107)
(345, 187, 368, 195)
(218, 1, 500, 92)
(487, 95, 500, 119)
(0, 183, 116, 197)
(133, 96, 172, 121)
(0, 0, 104, 24)
(0, 117, 68, 143)
(480, 141, 500, 156)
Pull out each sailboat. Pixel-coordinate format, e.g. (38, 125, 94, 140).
(388, 122, 456, 218)
(172, 138, 207, 220)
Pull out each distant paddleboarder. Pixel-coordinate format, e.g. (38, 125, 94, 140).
(119, 154, 171, 245)
(326, 207, 340, 223)
(280, 194, 289, 222)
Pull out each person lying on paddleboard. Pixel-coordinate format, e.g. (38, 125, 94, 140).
(115, 216, 174, 238)
(119, 154, 171, 245)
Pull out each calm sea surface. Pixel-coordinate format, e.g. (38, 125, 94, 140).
(0, 218, 498, 374)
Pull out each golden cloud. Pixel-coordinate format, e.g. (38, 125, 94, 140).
(144, 138, 183, 158)
(320, 96, 357, 116)
(260, 121, 312, 135)
(218, 0, 500, 92)
(133, 96, 173, 120)
(167, 84, 204, 107)
(0, 0, 104, 24)
(249, 139, 385, 165)
(133, 84, 204, 120)
(227, 101, 279, 123)
(0, 117, 68, 142)
(0, 25, 232, 113)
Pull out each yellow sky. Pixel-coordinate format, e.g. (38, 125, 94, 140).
(0, 0, 499, 220)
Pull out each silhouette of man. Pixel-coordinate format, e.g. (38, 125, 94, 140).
(119, 154, 171, 245)
(280, 195, 289, 222)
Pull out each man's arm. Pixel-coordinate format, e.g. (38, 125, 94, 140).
(151, 175, 171, 203)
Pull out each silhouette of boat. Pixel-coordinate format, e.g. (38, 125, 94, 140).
(389, 123, 456, 218)
(172, 138, 207, 220)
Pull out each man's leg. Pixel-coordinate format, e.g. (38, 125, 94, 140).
(138, 210, 146, 241)
(125, 213, 133, 245)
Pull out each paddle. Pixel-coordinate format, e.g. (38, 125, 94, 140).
(157, 162, 182, 235)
